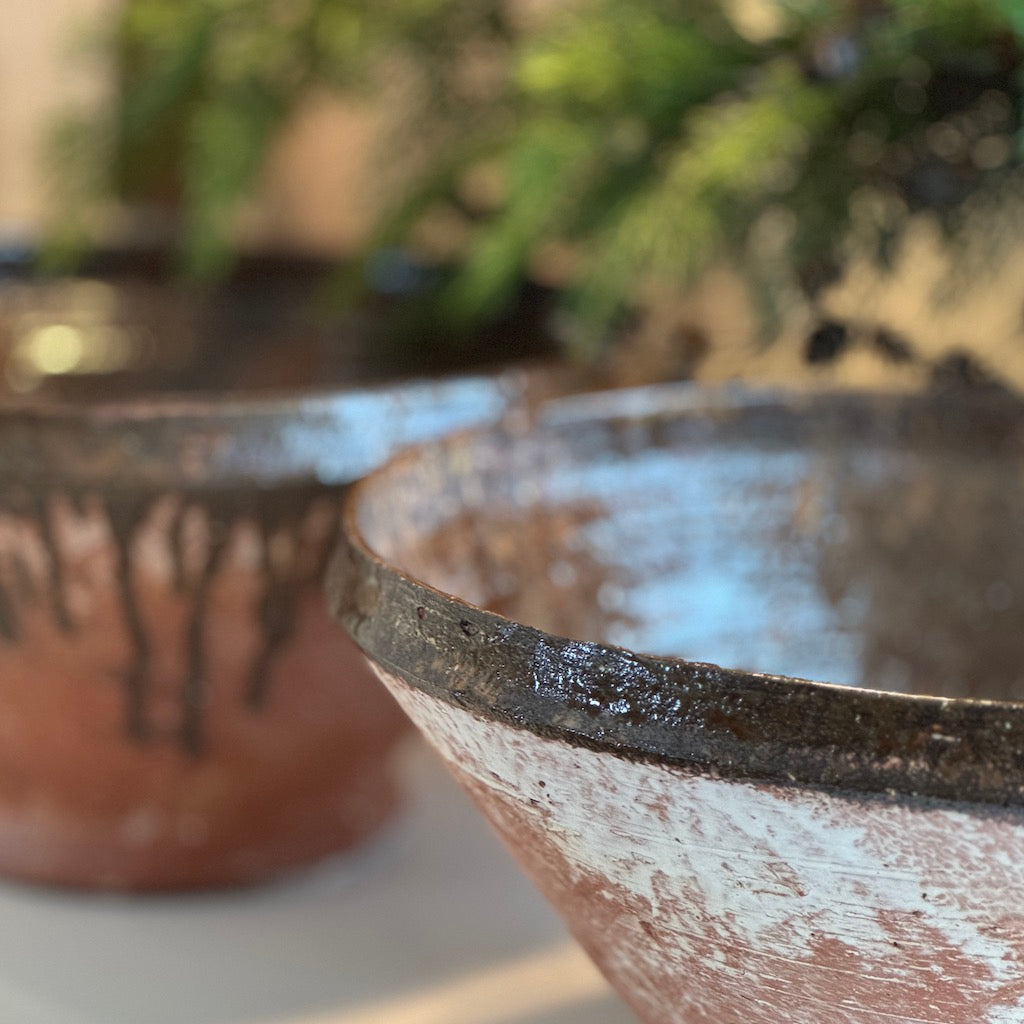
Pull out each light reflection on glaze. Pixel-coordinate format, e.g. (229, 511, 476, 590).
(273, 378, 516, 485)
(559, 447, 866, 684)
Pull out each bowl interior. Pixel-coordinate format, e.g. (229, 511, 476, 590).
(356, 389, 1024, 703)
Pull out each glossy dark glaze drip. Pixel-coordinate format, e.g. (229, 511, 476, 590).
(0, 558, 20, 642)
(167, 501, 188, 594)
(105, 493, 157, 743)
(33, 494, 73, 634)
(180, 510, 230, 756)
(246, 577, 304, 709)
(243, 489, 341, 709)
(0, 482, 339, 754)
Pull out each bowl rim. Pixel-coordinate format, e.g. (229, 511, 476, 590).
(335, 383, 1024, 808)
(0, 365, 549, 491)
(0, 364, 536, 425)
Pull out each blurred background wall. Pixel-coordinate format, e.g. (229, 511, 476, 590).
(0, 0, 385, 257)
(1, 0, 116, 249)
(7, 0, 1024, 394)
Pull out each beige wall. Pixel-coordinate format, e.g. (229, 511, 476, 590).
(0, 0, 118, 244)
(244, 92, 383, 257)
(0, 0, 382, 255)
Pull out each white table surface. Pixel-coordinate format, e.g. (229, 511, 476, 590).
(0, 741, 635, 1024)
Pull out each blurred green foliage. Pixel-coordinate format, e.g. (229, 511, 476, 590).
(57, 0, 1024, 357)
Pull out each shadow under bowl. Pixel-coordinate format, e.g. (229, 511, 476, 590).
(335, 384, 1024, 1024)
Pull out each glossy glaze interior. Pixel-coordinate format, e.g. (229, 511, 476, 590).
(356, 386, 1024, 703)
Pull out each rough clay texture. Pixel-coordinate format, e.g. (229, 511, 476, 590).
(375, 667, 1024, 1024)
(0, 492, 408, 889)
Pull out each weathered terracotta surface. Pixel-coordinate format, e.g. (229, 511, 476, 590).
(0, 374, 529, 889)
(381, 668, 1024, 1024)
(335, 386, 1024, 1023)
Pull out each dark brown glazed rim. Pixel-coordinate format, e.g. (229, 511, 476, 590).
(0, 370, 538, 491)
(335, 385, 1024, 809)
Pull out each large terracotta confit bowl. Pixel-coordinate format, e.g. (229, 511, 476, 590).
(333, 384, 1024, 1024)
(0, 370, 543, 890)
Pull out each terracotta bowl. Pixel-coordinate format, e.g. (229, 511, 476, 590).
(334, 385, 1024, 1024)
(0, 369, 544, 890)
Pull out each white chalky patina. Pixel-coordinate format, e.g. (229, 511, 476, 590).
(374, 664, 1024, 1024)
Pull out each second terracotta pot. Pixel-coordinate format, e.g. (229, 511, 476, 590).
(0, 371, 541, 890)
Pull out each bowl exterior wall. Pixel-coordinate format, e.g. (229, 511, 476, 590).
(373, 662, 1024, 1024)
(0, 487, 408, 889)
